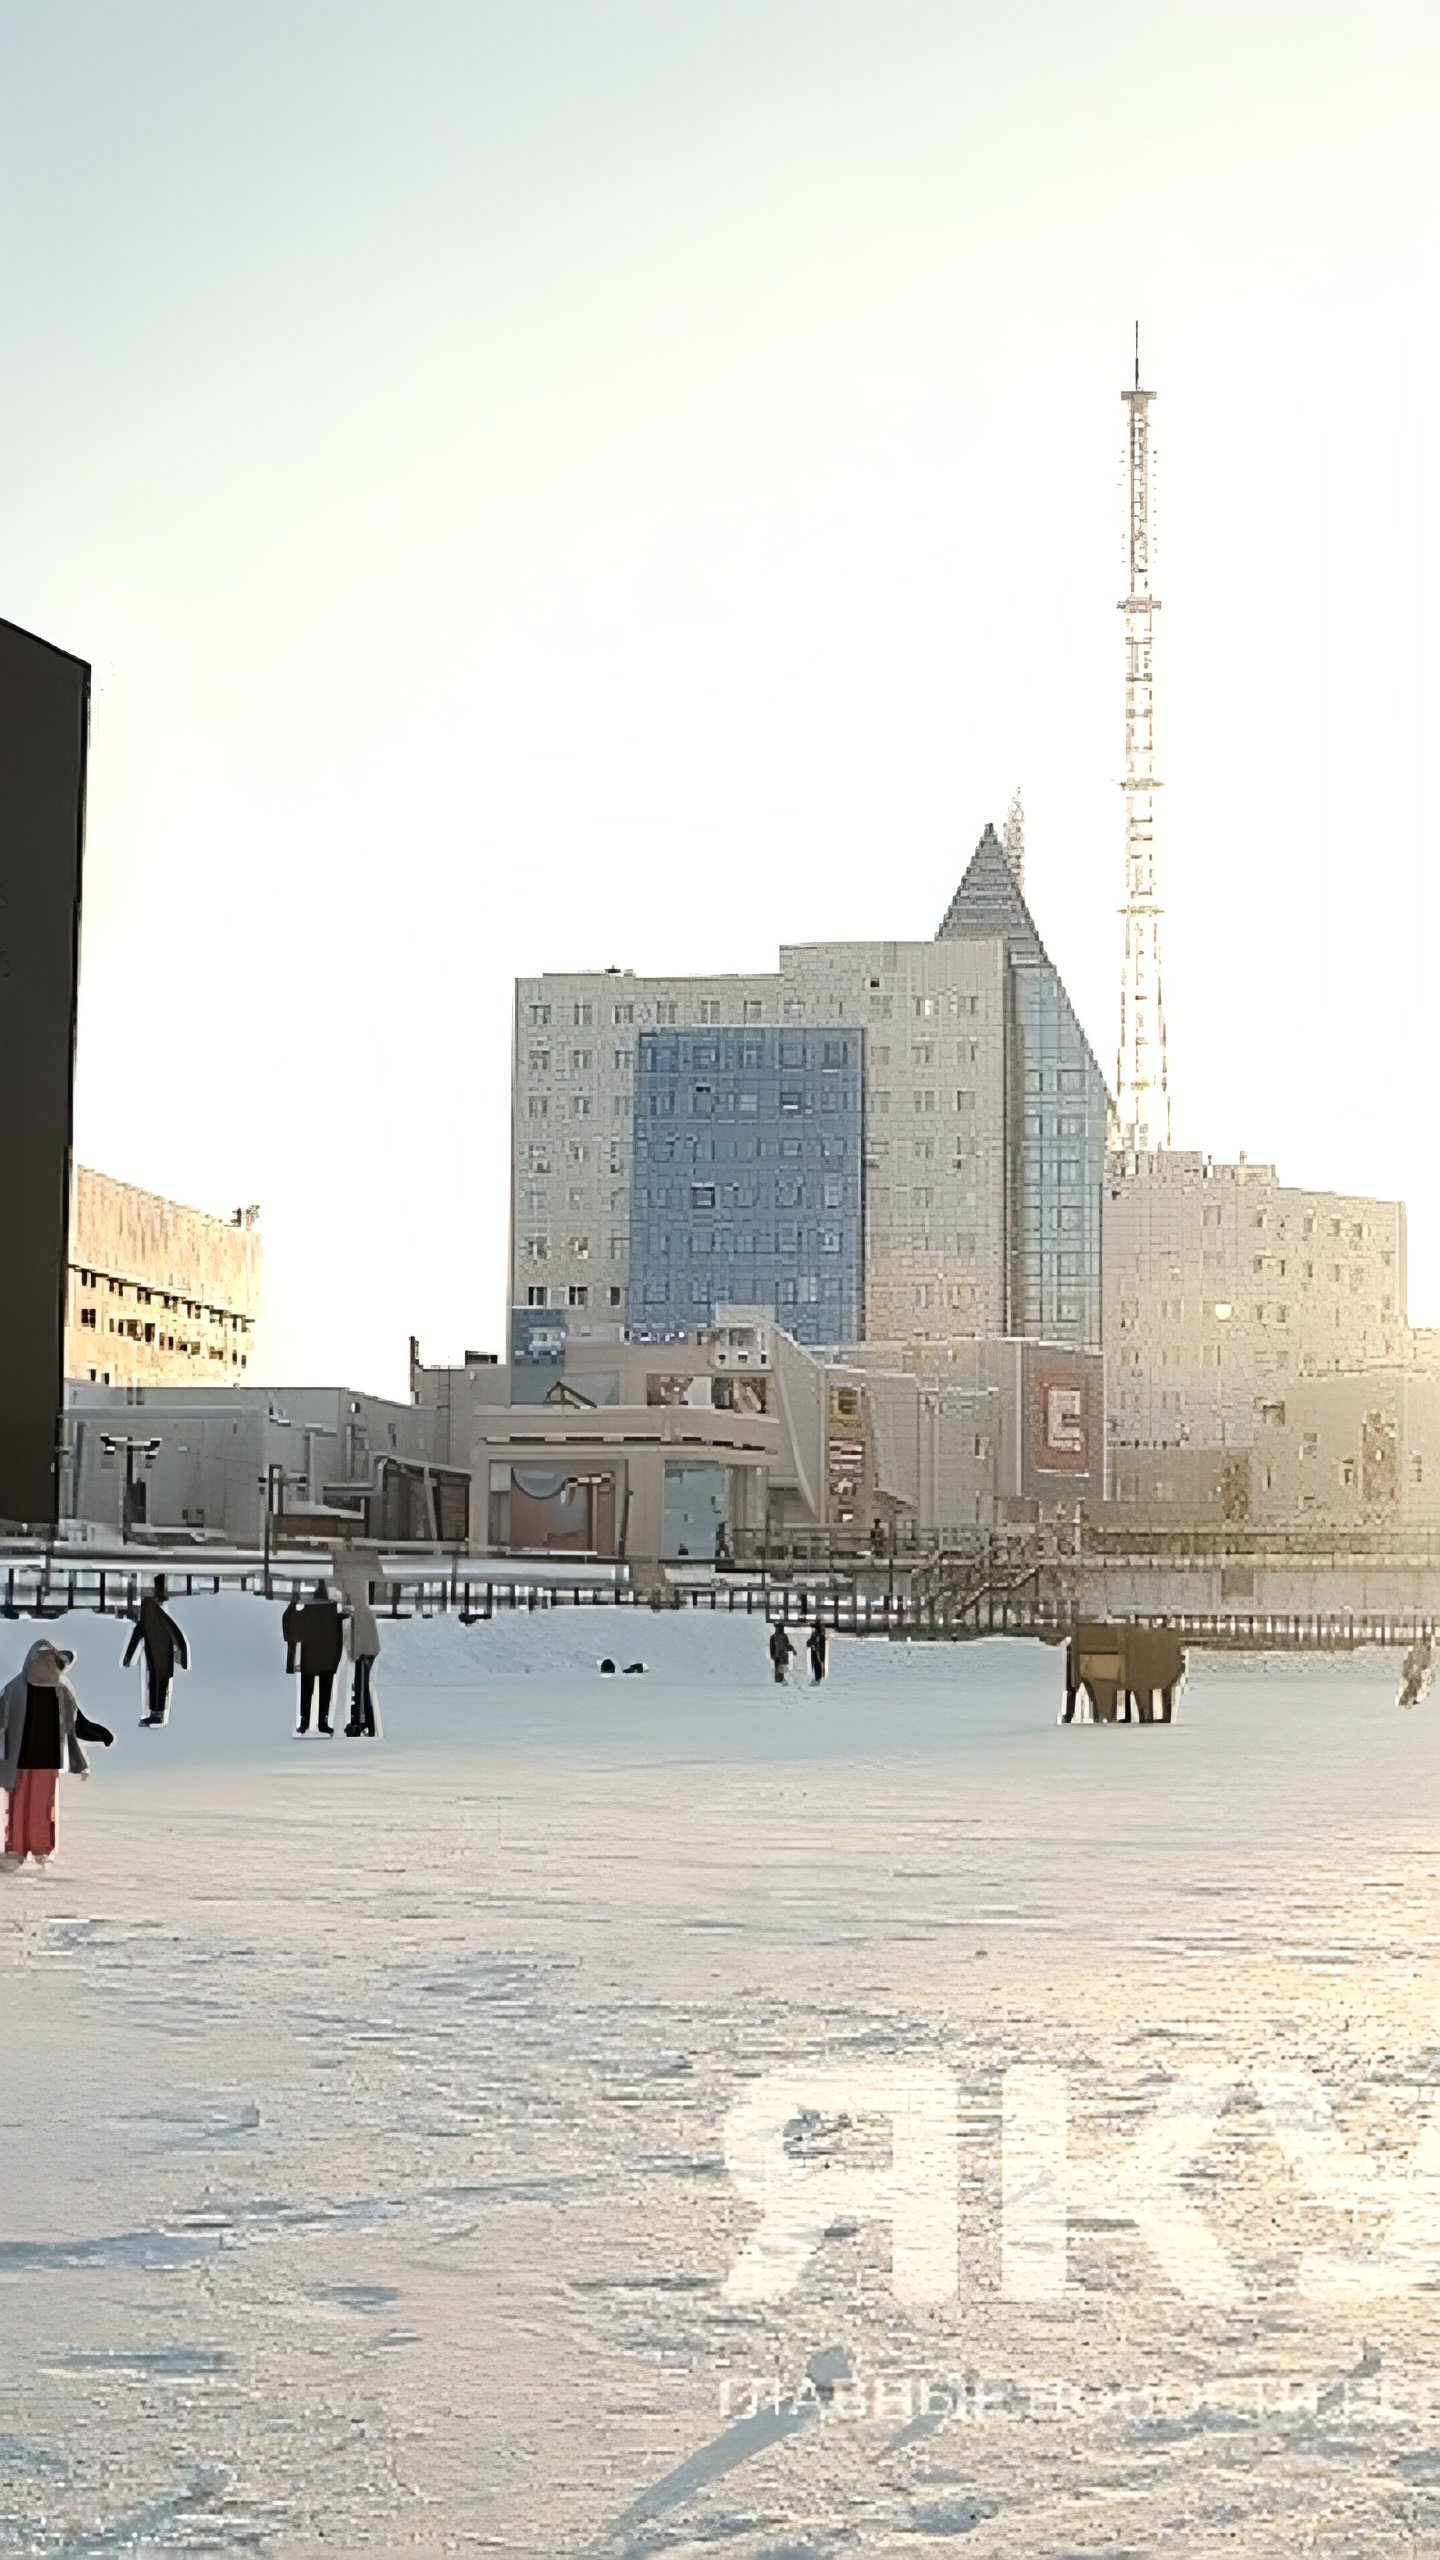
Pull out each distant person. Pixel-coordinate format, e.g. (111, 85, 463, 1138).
(807, 1619, 829, 1684)
(282, 1592, 304, 1676)
(1399, 1636, 1433, 1709)
(296, 1583, 346, 1737)
(344, 1586, 382, 1739)
(124, 1575, 190, 1728)
(0, 1641, 113, 1871)
(714, 1523, 731, 1568)
(768, 1622, 794, 1686)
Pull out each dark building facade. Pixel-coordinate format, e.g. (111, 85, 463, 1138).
(938, 823, 1108, 1353)
(0, 619, 89, 1524)
(629, 1026, 865, 1345)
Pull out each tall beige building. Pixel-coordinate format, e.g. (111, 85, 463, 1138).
(511, 937, 1010, 1351)
(1105, 1151, 1406, 1450)
(65, 1169, 262, 1387)
(511, 827, 1111, 1362)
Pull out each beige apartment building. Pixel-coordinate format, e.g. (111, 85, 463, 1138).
(65, 1168, 262, 1387)
(1105, 1151, 1406, 1452)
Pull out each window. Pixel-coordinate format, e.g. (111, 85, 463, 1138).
(526, 1286, 548, 1307)
(612, 1002, 633, 1026)
(568, 1285, 589, 1308)
(80, 1306, 97, 1329)
(569, 1236, 591, 1259)
(572, 1095, 592, 1119)
(691, 1184, 716, 1209)
(699, 999, 721, 1025)
(613, 1046, 633, 1071)
(573, 1000, 593, 1027)
(654, 1000, 677, 1025)
(780, 1089, 803, 1115)
(608, 1285, 623, 1307)
(528, 1002, 551, 1027)
(528, 1096, 548, 1120)
(571, 1047, 592, 1071)
(526, 1237, 549, 1261)
(528, 1048, 550, 1073)
(742, 998, 763, 1024)
(915, 995, 937, 1019)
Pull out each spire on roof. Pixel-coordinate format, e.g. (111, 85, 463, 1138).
(1002, 789, 1024, 895)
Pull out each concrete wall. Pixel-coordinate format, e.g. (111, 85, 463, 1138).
(1250, 1368, 1440, 1528)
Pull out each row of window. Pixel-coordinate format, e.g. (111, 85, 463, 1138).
(527, 1046, 634, 1074)
(643, 1084, 852, 1120)
(637, 1274, 846, 1308)
(868, 1090, 978, 1117)
(868, 1040, 985, 1069)
(636, 1228, 849, 1258)
(524, 1144, 627, 1176)
(71, 1269, 253, 1328)
(639, 1135, 852, 1165)
(524, 1284, 626, 1310)
(639, 1036, 856, 1074)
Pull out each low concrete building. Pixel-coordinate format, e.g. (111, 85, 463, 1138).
(64, 1382, 468, 1546)
(411, 1314, 1105, 1565)
(66, 1170, 262, 1387)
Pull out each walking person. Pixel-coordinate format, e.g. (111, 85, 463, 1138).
(124, 1575, 190, 1727)
(0, 1642, 113, 1871)
(768, 1620, 794, 1686)
(344, 1586, 382, 1739)
(296, 1582, 346, 1737)
(807, 1618, 829, 1684)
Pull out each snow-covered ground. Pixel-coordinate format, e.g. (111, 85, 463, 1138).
(5, 1598, 1440, 2556)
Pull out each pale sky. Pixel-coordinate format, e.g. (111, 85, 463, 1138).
(2, 1, 1436, 1394)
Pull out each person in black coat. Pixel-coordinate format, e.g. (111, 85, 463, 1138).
(768, 1622, 794, 1685)
(296, 1583, 346, 1737)
(123, 1576, 190, 1728)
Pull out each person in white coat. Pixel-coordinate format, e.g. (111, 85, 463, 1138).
(0, 1640, 114, 1869)
(344, 1590, 382, 1739)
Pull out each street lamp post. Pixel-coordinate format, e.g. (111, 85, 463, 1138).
(99, 1434, 162, 1540)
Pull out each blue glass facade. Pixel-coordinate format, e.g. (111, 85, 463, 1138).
(629, 1028, 865, 1345)
(938, 824, 1108, 1351)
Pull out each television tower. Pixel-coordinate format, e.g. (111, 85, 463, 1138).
(1114, 324, 1171, 1150)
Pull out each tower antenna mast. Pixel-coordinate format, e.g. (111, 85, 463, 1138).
(1115, 323, 1171, 1150)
